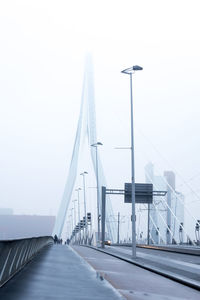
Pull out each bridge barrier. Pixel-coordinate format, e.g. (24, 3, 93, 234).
(0, 236, 53, 287)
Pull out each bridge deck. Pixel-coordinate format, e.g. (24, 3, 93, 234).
(0, 245, 121, 300)
(73, 245, 200, 299)
(107, 245, 200, 286)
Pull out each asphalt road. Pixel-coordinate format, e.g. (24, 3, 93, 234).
(106, 245, 200, 286)
(73, 245, 200, 300)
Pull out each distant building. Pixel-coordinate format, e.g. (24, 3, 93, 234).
(145, 163, 184, 244)
(0, 215, 55, 240)
(164, 171, 175, 190)
(145, 163, 167, 244)
(171, 191, 184, 243)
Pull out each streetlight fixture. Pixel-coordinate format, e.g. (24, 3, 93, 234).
(75, 188, 81, 243)
(70, 208, 74, 242)
(72, 199, 77, 243)
(70, 208, 74, 229)
(68, 214, 72, 240)
(91, 142, 103, 243)
(80, 171, 88, 243)
(121, 65, 143, 258)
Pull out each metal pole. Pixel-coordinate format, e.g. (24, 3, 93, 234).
(91, 142, 102, 243)
(69, 215, 72, 239)
(130, 73, 136, 258)
(96, 146, 100, 242)
(73, 200, 77, 243)
(147, 203, 150, 245)
(166, 186, 171, 244)
(101, 186, 106, 249)
(71, 209, 74, 230)
(77, 189, 81, 244)
(117, 212, 120, 244)
(71, 208, 74, 242)
(82, 174, 87, 243)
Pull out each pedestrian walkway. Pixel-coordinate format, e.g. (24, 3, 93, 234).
(0, 245, 122, 300)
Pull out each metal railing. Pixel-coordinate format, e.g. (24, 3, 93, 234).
(0, 236, 53, 287)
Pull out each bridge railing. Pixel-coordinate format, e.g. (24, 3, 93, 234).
(0, 236, 53, 287)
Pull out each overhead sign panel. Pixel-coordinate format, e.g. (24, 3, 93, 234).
(124, 183, 153, 204)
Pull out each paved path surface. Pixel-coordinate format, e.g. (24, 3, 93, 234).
(107, 246, 200, 285)
(135, 246, 200, 263)
(73, 245, 200, 300)
(137, 244, 200, 255)
(0, 245, 122, 300)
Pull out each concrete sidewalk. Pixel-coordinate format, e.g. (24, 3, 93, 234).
(0, 245, 122, 300)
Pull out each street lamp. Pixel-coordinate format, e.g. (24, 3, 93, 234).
(91, 142, 103, 242)
(70, 207, 74, 243)
(121, 65, 143, 258)
(68, 214, 72, 240)
(70, 208, 74, 229)
(75, 188, 81, 243)
(72, 199, 77, 243)
(80, 171, 88, 243)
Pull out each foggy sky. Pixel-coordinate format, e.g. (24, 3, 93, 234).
(0, 0, 200, 234)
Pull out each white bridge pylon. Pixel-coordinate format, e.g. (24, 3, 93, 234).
(53, 55, 116, 240)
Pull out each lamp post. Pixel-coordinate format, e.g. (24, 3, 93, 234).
(80, 171, 88, 243)
(66, 220, 71, 241)
(72, 199, 77, 243)
(117, 212, 120, 244)
(70, 208, 74, 242)
(70, 208, 74, 229)
(68, 214, 72, 240)
(91, 142, 103, 243)
(75, 188, 81, 243)
(121, 65, 143, 258)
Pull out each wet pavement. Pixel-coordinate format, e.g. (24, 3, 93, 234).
(106, 246, 200, 286)
(73, 245, 200, 300)
(137, 244, 200, 255)
(0, 245, 122, 300)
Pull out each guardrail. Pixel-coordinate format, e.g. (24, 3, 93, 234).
(0, 236, 53, 287)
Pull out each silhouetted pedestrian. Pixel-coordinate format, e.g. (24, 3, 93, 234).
(54, 234, 58, 244)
